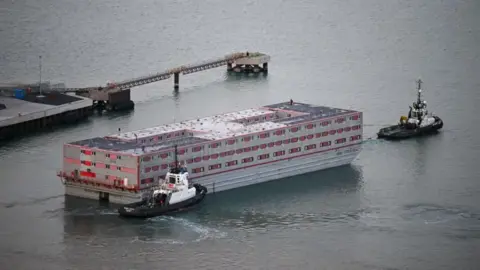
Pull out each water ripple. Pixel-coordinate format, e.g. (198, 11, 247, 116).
(357, 203, 480, 238)
(1, 194, 63, 209)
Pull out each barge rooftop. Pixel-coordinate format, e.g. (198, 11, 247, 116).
(69, 101, 357, 154)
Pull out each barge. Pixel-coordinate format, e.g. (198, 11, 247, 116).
(58, 101, 363, 204)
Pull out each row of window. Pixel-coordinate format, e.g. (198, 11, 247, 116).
(142, 125, 362, 162)
(188, 140, 358, 174)
(200, 124, 361, 148)
(182, 134, 358, 164)
(237, 113, 360, 125)
(81, 160, 125, 171)
(141, 136, 362, 173)
(141, 130, 191, 144)
(80, 150, 123, 160)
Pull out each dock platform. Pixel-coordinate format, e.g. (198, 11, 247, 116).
(0, 92, 93, 141)
(2, 52, 270, 113)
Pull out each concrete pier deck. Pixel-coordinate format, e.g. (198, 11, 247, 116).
(0, 92, 93, 140)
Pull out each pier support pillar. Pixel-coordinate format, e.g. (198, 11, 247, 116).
(99, 192, 110, 202)
(174, 72, 180, 89)
(263, 63, 268, 73)
(227, 63, 233, 71)
(106, 89, 134, 112)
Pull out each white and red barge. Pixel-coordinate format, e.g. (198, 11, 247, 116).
(58, 101, 363, 204)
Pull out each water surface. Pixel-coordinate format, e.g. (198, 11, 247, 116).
(1, 0, 479, 269)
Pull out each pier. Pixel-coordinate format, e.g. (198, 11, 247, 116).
(1, 52, 270, 112)
(74, 51, 269, 111)
(76, 51, 268, 92)
(0, 51, 269, 141)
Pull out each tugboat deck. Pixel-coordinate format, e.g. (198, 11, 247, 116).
(70, 102, 357, 154)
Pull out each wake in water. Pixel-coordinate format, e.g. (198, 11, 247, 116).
(129, 215, 227, 245)
(57, 204, 228, 245)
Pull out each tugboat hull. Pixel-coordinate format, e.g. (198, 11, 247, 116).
(118, 184, 207, 218)
(377, 116, 443, 140)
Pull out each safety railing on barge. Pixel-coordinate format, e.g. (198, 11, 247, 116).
(57, 171, 140, 193)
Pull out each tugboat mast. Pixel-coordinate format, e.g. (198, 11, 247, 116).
(174, 144, 178, 169)
(416, 79, 423, 106)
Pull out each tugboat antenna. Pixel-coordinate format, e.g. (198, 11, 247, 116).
(417, 78, 423, 91)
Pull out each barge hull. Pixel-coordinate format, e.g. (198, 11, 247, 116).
(194, 143, 361, 194)
(63, 143, 360, 204)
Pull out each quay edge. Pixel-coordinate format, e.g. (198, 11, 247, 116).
(0, 92, 93, 141)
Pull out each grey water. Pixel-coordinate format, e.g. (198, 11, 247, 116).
(1, 0, 479, 269)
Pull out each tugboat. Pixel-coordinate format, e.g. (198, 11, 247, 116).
(118, 145, 207, 218)
(377, 79, 443, 140)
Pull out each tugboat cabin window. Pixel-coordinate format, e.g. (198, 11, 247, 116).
(169, 176, 176, 184)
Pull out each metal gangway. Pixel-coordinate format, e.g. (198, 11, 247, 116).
(51, 52, 269, 93)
